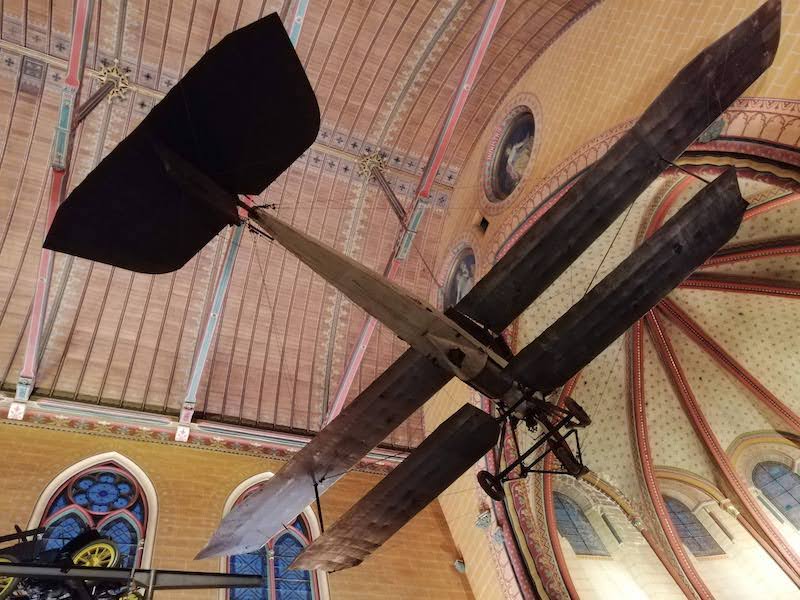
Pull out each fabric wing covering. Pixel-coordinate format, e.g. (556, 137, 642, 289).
(44, 13, 320, 274)
(196, 0, 781, 562)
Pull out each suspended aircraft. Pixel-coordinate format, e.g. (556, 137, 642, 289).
(43, 1, 781, 574)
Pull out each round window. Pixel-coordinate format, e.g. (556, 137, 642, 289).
(69, 469, 137, 514)
(443, 248, 476, 310)
(489, 108, 535, 201)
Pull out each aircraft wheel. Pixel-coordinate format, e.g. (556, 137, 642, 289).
(0, 555, 19, 600)
(477, 470, 505, 501)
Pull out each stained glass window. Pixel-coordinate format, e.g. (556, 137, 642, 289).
(553, 492, 609, 556)
(663, 496, 724, 557)
(229, 490, 317, 600)
(274, 534, 313, 600)
(41, 463, 147, 568)
(230, 550, 268, 600)
(753, 461, 800, 528)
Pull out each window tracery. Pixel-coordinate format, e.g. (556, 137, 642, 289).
(552, 492, 609, 556)
(40, 462, 147, 568)
(663, 496, 724, 557)
(228, 485, 319, 600)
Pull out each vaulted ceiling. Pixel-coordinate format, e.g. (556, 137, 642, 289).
(0, 0, 595, 449)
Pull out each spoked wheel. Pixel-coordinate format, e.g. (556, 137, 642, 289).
(71, 539, 120, 568)
(477, 470, 506, 501)
(0, 556, 19, 600)
(565, 397, 591, 428)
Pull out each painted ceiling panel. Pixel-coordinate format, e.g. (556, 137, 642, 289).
(641, 332, 718, 482)
(658, 315, 779, 450)
(0, 0, 592, 449)
(570, 336, 647, 510)
(669, 287, 800, 424)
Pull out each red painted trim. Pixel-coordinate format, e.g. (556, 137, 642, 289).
(680, 275, 800, 298)
(705, 239, 800, 266)
(644, 175, 698, 239)
(543, 378, 580, 600)
(657, 299, 800, 434)
(735, 513, 800, 586)
(744, 192, 800, 220)
(479, 398, 539, 599)
(43, 505, 93, 527)
(629, 321, 712, 600)
(17, 0, 93, 385)
(645, 312, 800, 584)
(637, 528, 697, 595)
(65, 0, 92, 87)
(95, 511, 145, 538)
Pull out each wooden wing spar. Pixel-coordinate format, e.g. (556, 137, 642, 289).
(291, 404, 501, 572)
(35, 0, 780, 570)
(43, 13, 319, 274)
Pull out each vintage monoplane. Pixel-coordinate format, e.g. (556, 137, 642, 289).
(43, 2, 781, 573)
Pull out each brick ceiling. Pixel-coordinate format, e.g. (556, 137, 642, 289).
(0, 0, 595, 449)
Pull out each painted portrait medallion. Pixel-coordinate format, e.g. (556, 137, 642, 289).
(490, 108, 535, 201)
(443, 247, 476, 310)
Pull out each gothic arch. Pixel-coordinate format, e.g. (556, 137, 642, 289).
(27, 451, 158, 567)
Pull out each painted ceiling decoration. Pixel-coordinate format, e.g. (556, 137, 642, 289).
(442, 245, 476, 310)
(1, 0, 799, 598)
(0, 0, 599, 450)
(487, 105, 536, 201)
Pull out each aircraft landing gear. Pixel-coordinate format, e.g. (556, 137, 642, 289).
(478, 395, 589, 501)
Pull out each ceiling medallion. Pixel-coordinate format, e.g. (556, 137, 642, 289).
(487, 106, 535, 202)
(357, 151, 387, 179)
(95, 58, 130, 102)
(442, 246, 476, 310)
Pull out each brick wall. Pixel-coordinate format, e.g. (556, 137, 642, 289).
(0, 421, 473, 600)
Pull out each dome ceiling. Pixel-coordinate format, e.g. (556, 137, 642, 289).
(0, 0, 596, 449)
(511, 146, 800, 556)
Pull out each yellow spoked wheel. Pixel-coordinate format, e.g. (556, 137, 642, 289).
(0, 555, 19, 600)
(71, 540, 120, 568)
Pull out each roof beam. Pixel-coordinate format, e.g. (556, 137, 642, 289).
(542, 379, 581, 600)
(174, 7, 307, 441)
(629, 321, 713, 599)
(9, 0, 95, 420)
(657, 298, 800, 434)
(705, 237, 800, 267)
(679, 273, 800, 298)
